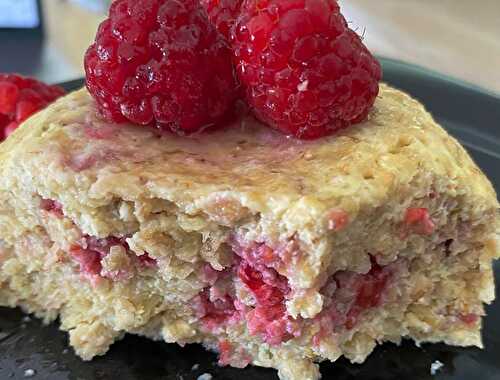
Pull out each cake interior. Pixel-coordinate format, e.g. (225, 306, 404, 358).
(0, 86, 498, 380)
(0, 180, 497, 379)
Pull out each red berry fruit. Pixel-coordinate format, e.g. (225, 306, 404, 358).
(0, 74, 65, 141)
(200, 0, 244, 40)
(84, 0, 239, 135)
(231, 0, 382, 139)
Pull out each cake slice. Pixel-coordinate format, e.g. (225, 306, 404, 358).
(0, 84, 498, 380)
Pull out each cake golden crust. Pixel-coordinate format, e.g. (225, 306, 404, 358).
(0, 84, 498, 380)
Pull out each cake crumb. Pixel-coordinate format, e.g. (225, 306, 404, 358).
(304, 151, 314, 160)
(430, 360, 444, 375)
(192, 363, 200, 371)
(23, 369, 36, 377)
(197, 374, 213, 380)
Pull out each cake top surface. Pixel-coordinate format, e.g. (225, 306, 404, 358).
(0, 84, 497, 236)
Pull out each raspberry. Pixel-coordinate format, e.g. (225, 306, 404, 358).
(70, 235, 157, 281)
(231, 0, 382, 139)
(238, 260, 287, 306)
(344, 261, 391, 329)
(0, 74, 65, 141)
(218, 340, 233, 365)
(404, 207, 436, 235)
(218, 339, 251, 368)
(315, 256, 393, 336)
(40, 199, 64, 218)
(236, 258, 298, 345)
(327, 208, 349, 231)
(458, 313, 479, 326)
(200, 0, 244, 39)
(84, 0, 239, 134)
(70, 245, 103, 278)
(194, 288, 239, 331)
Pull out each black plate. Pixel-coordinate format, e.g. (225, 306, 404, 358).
(1, 58, 499, 380)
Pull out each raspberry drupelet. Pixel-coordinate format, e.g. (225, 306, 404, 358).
(231, 0, 382, 139)
(0, 74, 65, 141)
(84, 0, 239, 134)
(200, 0, 244, 40)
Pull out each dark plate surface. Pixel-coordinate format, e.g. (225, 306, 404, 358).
(1, 58, 499, 380)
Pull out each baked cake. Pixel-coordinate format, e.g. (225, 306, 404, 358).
(0, 84, 498, 379)
(1, 0, 499, 378)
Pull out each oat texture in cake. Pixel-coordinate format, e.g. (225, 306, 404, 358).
(0, 84, 498, 380)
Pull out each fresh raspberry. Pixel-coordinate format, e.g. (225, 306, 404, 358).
(0, 74, 65, 141)
(200, 0, 244, 39)
(231, 0, 382, 139)
(84, 0, 239, 135)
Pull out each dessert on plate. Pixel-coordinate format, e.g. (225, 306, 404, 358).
(0, 1, 498, 380)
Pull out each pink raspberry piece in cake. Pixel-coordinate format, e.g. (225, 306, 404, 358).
(40, 199, 64, 218)
(327, 208, 349, 231)
(404, 207, 436, 235)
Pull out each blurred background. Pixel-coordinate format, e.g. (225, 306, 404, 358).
(0, 0, 499, 93)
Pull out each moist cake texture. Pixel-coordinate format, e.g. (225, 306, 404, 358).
(0, 84, 498, 380)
